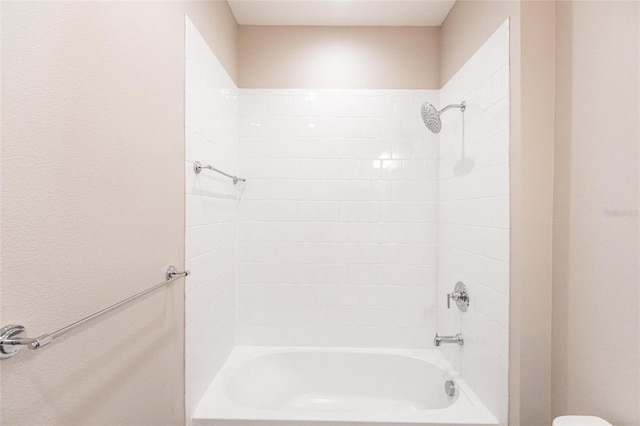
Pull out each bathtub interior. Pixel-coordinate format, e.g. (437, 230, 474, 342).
(193, 346, 499, 426)
(225, 351, 458, 411)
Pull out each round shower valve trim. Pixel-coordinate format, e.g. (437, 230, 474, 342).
(447, 281, 470, 312)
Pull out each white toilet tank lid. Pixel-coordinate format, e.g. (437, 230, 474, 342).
(553, 416, 612, 426)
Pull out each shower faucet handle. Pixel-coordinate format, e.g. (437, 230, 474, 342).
(447, 282, 469, 312)
(447, 292, 462, 308)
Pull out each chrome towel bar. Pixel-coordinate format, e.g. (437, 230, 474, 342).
(193, 161, 246, 185)
(0, 265, 190, 359)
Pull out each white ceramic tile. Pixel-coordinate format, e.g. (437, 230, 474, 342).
(438, 20, 510, 425)
(237, 89, 439, 348)
(184, 17, 238, 425)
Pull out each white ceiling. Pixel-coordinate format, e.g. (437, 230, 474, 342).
(227, 0, 457, 27)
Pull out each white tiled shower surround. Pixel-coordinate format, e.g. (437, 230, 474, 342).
(185, 17, 510, 425)
(236, 89, 440, 347)
(184, 17, 238, 422)
(437, 21, 510, 424)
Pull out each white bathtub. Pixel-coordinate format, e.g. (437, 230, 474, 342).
(193, 346, 498, 426)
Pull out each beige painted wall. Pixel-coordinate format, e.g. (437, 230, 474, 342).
(0, 1, 237, 424)
(552, 2, 639, 424)
(238, 25, 440, 89)
(186, 1, 239, 83)
(514, 3, 556, 424)
(440, 0, 519, 87)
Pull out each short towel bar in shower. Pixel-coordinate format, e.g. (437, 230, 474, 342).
(0, 265, 190, 359)
(193, 161, 246, 185)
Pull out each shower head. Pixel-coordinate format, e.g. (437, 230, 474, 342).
(420, 101, 466, 134)
(421, 102, 441, 134)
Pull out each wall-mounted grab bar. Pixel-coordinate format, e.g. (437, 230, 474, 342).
(193, 161, 246, 185)
(0, 265, 190, 359)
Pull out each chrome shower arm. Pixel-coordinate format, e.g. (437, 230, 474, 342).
(439, 101, 466, 114)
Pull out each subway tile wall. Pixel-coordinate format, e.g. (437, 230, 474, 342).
(437, 21, 510, 425)
(184, 17, 238, 423)
(237, 89, 440, 347)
